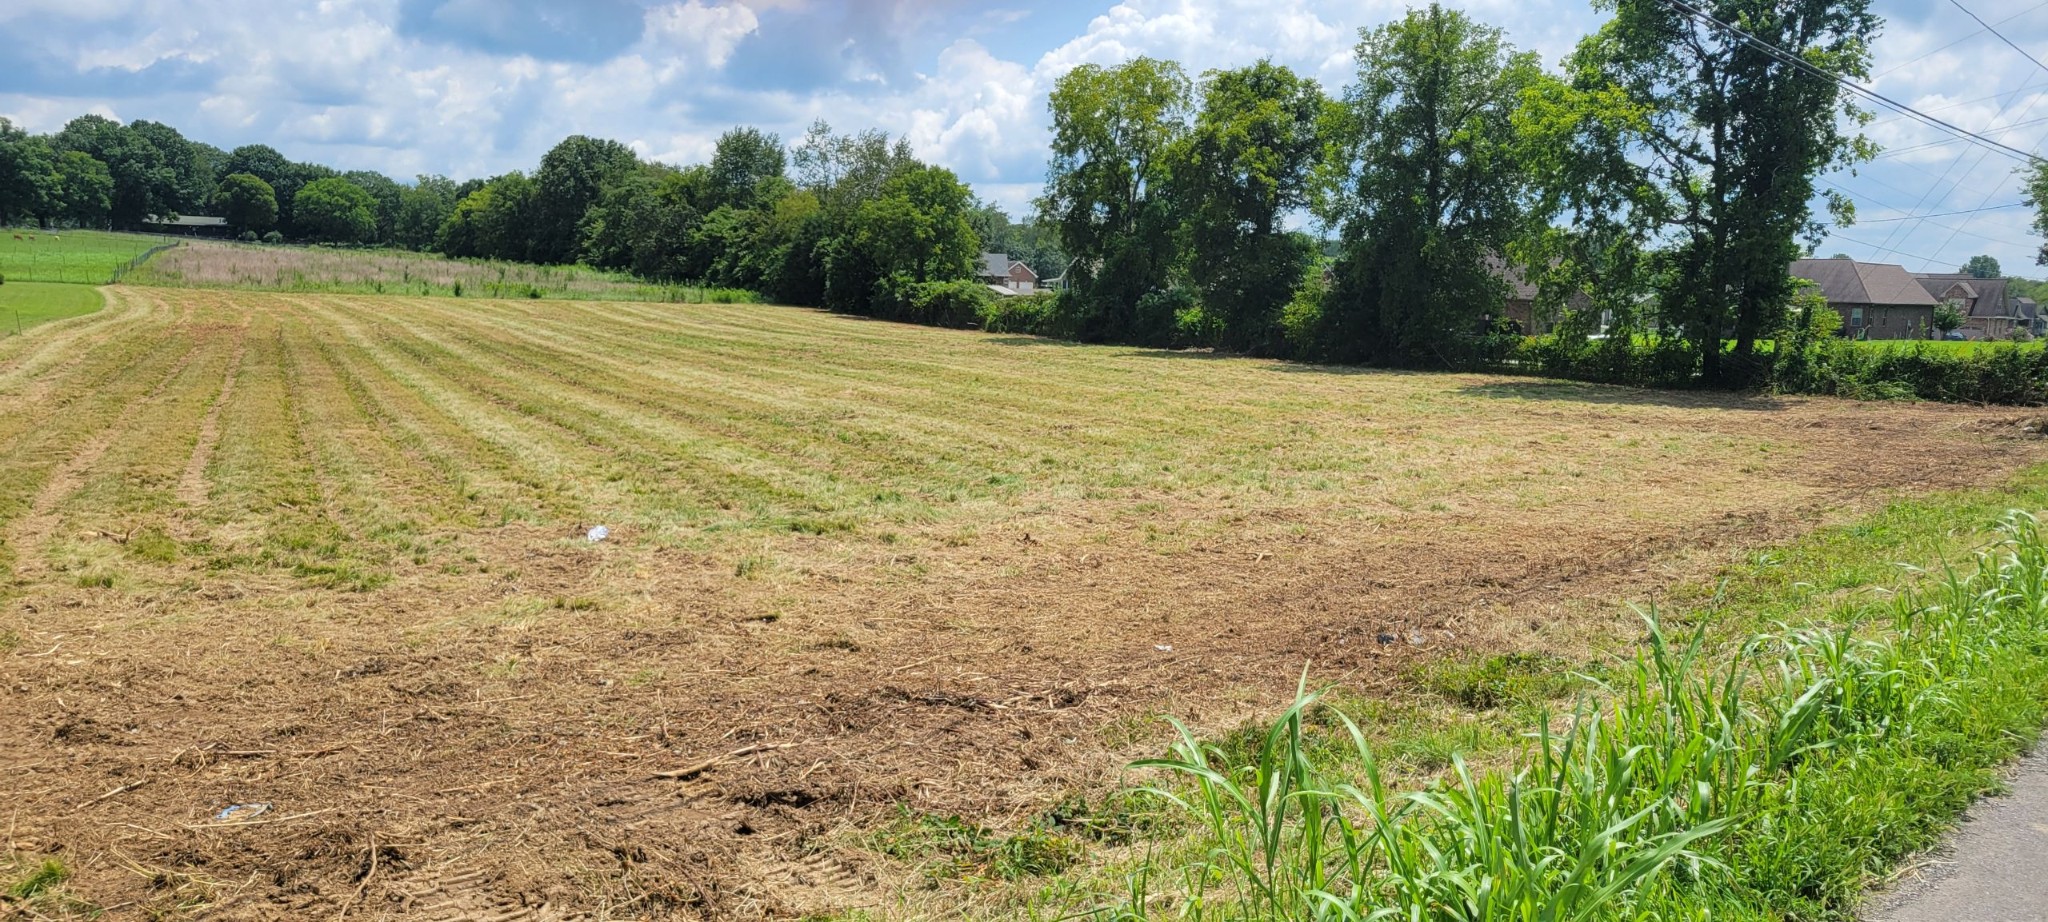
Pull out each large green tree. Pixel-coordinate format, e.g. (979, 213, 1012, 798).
(438, 173, 539, 260)
(53, 115, 185, 227)
(852, 164, 978, 288)
(531, 135, 638, 265)
(707, 127, 788, 212)
(213, 172, 279, 234)
(1574, 0, 1878, 383)
(0, 119, 60, 225)
(1314, 5, 1544, 366)
(1039, 57, 1193, 343)
(293, 177, 378, 244)
(1961, 254, 2002, 278)
(51, 151, 113, 227)
(342, 171, 404, 244)
(396, 175, 460, 250)
(128, 120, 213, 212)
(1169, 61, 1328, 353)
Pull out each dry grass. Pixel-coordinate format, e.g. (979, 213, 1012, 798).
(0, 287, 2041, 920)
(124, 239, 748, 302)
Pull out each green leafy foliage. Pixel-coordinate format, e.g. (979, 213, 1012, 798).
(1040, 57, 1193, 345)
(292, 177, 379, 244)
(1312, 5, 1546, 367)
(212, 172, 278, 234)
(1169, 61, 1328, 354)
(1119, 512, 2048, 921)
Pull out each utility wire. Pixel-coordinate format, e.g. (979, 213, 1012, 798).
(1847, 201, 2030, 223)
(1947, 0, 2048, 78)
(1876, 114, 2048, 159)
(1868, 79, 2048, 127)
(1817, 231, 1952, 266)
(1875, 0, 2048, 77)
(1654, 0, 2048, 165)
(1816, 179, 2040, 249)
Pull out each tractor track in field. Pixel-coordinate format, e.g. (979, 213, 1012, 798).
(5, 288, 2047, 920)
(177, 314, 252, 508)
(5, 315, 208, 580)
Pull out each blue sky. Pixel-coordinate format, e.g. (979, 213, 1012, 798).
(2, 0, 2044, 274)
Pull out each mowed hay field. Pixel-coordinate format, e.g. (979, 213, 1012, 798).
(3, 287, 2044, 919)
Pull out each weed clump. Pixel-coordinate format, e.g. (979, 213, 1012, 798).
(869, 808, 1085, 882)
(1416, 651, 1578, 709)
(1116, 512, 2048, 921)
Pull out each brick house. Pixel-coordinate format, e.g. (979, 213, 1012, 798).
(1487, 256, 1590, 334)
(1912, 273, 2020, 340)
(978, 253, 1038, 295)
(1788, 257, 1937, 340)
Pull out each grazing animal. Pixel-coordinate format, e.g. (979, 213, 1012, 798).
(9, 235, 19, 241)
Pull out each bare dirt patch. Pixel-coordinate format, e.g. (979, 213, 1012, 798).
(2, 290, 2042, 919)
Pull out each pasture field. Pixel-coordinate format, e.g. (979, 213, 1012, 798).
(1849, 337, 2027, 354)
(125, 238, 753, 302)
(0, 282, 103, 334)
(2, 287, 2045, 919)
(0, 229, 168, 284)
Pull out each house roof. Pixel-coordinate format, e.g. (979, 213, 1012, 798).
(142, 214, 228, 227)
(984, 283, 1019, 297)
(1790, 258, 1938, 309)
(1482, 254, 1542, 300)
(1913, 273, 2014, 318)
(979, 253, 1010, 278)
(2018, 297, 2039, 320)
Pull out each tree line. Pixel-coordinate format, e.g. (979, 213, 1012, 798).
(6, 0, 2044, 390)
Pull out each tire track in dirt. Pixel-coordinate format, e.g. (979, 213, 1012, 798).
(176, 314, 252, 508)
(6, 330, 205, 579)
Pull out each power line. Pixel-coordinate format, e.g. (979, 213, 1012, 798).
(1816, 180, 2041, 249)
(1868, 79, 2048, 127)
(1817, 231, 1952, 266)
(1655, 0, 2048, 165)
(1876, 113, 2048, 159)
(1848, 201, 2030, 223)
(1874, 0, 2048, 78)
(1947, 0, 2048, 79)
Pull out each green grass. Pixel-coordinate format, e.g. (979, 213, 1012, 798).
(0, 282, 104, 335)
(1846, 338, 2030, 355)
(1011, 476, 2048, 922)
(0, 229, 168, 284)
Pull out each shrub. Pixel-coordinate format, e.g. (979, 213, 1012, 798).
(978, 291, 1061, 335)
(873, 276, 991, 328)
(238, 231, 259, 242)
(1781, 341, 2048, 405)
(1133, 287, 1197, 347)
(261, 231, 283, 244)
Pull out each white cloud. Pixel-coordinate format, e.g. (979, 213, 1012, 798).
(0, 0, 2043, 270)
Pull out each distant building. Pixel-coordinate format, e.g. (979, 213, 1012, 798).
(2019, 297, 2043, 336)
(1913, 273, 2022, 340)
(141, 214, 233, 238)
(978, 252, 1038, 295)
(1486, 256, 1590, 335)
(1789, 257, 1937, 340)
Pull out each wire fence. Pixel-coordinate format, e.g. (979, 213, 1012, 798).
(109, 242, 184, 284)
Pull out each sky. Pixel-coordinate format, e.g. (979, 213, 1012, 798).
(2, 0, 2045, 275)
